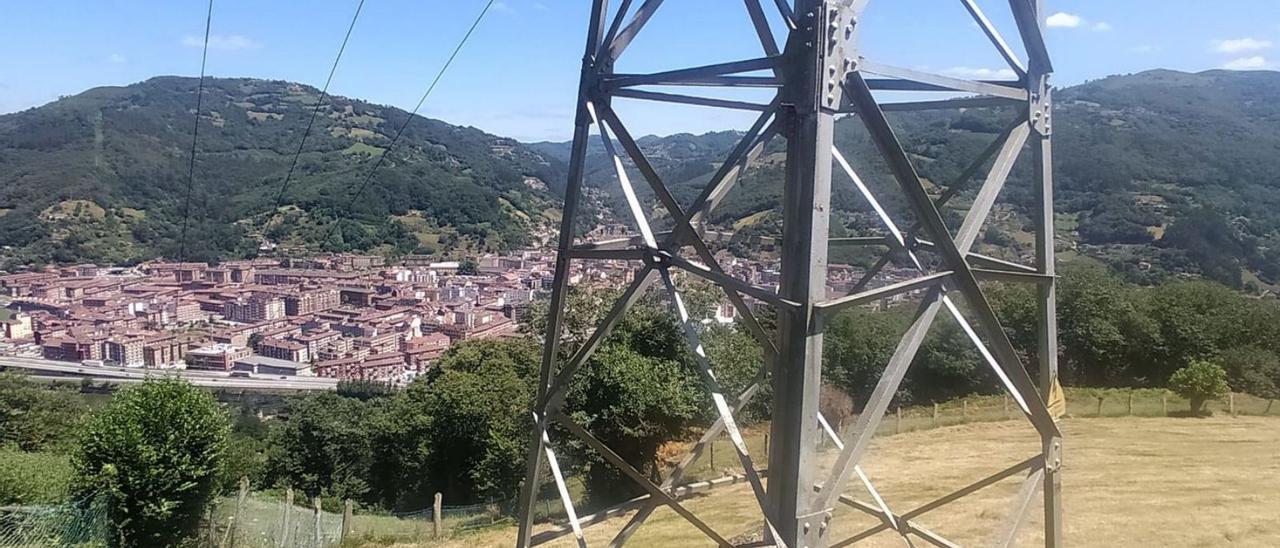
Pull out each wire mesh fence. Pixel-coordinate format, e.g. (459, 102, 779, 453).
(193, 485, 513, 547)
(0, 494, 109, 547)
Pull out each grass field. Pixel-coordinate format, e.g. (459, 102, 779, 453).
(415, 415, 1280, 547)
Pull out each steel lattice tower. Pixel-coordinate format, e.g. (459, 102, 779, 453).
(516, 1, 1062, 546)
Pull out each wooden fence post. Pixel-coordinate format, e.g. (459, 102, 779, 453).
(895, 406, 902, 434)
(1267, 399, 1274, 415)
(1096, 396, 1104, 417)
(341, 499, 353, 544)
(1003, 394, 1010, 419)
(962, 399, 968, 420)
(205, 507, 215, 545)
(1127, 392, 1134, 416)
(225, 476, 249, 548)
(932, 403, 939, 427)
(1229, 393, 1236, 416)
(1162, 393, 1168, 416)
(764, 433, 769, 455)
(313, 496, 322, 547)
(279, 486, 294, 548)
(433, 492, 443, 539)
(709, 438, 715, 470)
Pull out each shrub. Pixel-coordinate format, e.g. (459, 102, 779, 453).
(1168, 360, 1230, 415)
(72, 378, 229, 547)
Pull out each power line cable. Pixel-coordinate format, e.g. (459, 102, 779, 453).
(270, 0, 367, 212)
(178, 0, 214, 262)
(323, 0, 496, 243)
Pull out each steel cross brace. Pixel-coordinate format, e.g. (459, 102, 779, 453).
(520, 0, 1062, 546)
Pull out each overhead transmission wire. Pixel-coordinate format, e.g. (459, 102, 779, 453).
(270, 0, 367, 212)
(323, 0, 497, 243)
(177, 0, 214, 262)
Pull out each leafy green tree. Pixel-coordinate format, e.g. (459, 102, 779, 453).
(565, 345, 701, 505)
(1169, 360, 1230, 415)
(72, 379, 229, 547)
(457, 256, 481, 276)
(0, 372, 89, 452)
(267, 392, 386, 503)
(404, 339, 539, 503)
(1214, 346, 1280, 400)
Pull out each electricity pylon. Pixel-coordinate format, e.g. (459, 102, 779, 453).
(516, 1, 1062, 546)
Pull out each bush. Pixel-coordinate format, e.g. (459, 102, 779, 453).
(72, 378, 229, 547)
(1168, 361, 1230, 415)
(0, 449, 75, 505)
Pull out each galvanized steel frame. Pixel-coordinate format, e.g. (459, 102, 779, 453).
(516, 0, 1061, 546)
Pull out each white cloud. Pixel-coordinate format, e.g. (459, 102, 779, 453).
(181, 34, 260, 51)
(106, 53, 127, 64)
(1046, 12, 1082, 28)
(1045, 12, 1110, 32)
(1222, 56, 1270, 70)
(943, 67, 1018, 79)
(492, 1, 516, 14)
(1213, 38, 1272, 53)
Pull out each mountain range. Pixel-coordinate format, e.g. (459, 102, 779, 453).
(0, 76, 564, 267)
(3, 70, 1280, 290)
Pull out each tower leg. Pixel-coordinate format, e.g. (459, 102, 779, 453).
(514, 2, 609, 546)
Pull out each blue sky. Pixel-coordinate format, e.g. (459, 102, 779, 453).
(1, 1, 1278, 141)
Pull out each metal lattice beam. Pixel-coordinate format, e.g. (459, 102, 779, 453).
(516, 0, 1062, 546)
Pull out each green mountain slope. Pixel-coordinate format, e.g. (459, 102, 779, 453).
(551, 69, 1280, 289)
(0, 77, 565, 267)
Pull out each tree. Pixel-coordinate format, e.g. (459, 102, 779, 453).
(1168, 360, 1229, 415)
(457, 256, 480, 276)
(1214, 346, 1280, 400)
(72, 379, 229, 547)
(266, 392, 386, 503)
(402, 339, 539, 503)
(0, 372, 88, 452)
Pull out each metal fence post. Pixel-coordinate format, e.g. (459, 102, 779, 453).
(433, 492, 443, 539)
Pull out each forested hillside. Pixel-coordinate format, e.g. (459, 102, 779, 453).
(6, 69, 1280, 289)
(0, 77, 564, 267)
(552, 69, 1280, 290)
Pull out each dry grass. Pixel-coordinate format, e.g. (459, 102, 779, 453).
(404, 416, 1280, 547)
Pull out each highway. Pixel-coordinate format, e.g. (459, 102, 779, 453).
(0, 356, 338, 392)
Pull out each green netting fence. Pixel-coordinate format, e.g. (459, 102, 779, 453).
(0, 494, 110, 547)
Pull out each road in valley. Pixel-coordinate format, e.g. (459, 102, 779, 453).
(0, 356, 337, 392)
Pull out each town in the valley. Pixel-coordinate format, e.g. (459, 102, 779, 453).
(0, 238, 927, 387)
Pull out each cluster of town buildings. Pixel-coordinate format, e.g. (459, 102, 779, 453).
(0, 241, 921, 384)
